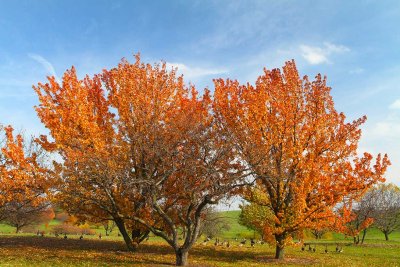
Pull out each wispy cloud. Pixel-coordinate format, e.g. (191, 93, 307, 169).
(166, 62, 228, 79)
(389, 99, 400, 110)
(28, 53, 59, 81)
(300, 42, 350, 65)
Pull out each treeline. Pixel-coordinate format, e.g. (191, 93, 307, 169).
(0, 55, 390, 266)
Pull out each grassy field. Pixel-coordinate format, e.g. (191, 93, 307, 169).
(0, 211, 399, 266)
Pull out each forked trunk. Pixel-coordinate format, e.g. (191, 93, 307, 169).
(175, 249, 189, 266)
(361, 229, 367, 244)
(114, 218, 136, 251)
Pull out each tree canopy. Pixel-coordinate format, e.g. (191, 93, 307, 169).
(213, 60, 390, 259)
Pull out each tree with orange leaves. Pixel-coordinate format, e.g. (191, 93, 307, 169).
(213, 60, 390, 259)
(34, 60, 148, 251)
(333, 184, 386, 244)
(0, 125, 51, 228)
(34, 55, 245, 266)
(102, 59, 246, 266)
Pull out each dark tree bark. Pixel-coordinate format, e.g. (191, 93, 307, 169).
(175, 249, 189, 266)
(361, 228, 367, 244)
(275, 234, 285, 259)
(114, 217, 136, 251)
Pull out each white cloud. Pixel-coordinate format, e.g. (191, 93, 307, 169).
(389, 99, 400, 110)
(360, 114, 400, 185)
(363, 113, 400, 140)
(166, 62, 228, 80)
(28, 53, 59, 81)
(299, 45, 328, 65)
(371, 121, 400, 138)
(300, 42, 350, 65)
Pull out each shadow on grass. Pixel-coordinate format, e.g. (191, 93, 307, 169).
(0, 236, 277, 266)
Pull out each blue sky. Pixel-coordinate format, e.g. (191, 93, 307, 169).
(1, 0, 400, 185)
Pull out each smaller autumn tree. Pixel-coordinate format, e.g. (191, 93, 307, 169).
(336, 186, 380, 244)
(335, 197, 374, 244)
(213, 60, 390, 259)
(0, 125, 51, 229)
(239, 188, 274, 240)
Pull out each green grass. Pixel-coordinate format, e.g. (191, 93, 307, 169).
(0, 223, 16, 234)
(217, 210, 256, 239)
(0, 234, 399, 266)
(0, 211, 399, 266)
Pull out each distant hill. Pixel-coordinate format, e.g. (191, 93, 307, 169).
(216, 210, 258, 239)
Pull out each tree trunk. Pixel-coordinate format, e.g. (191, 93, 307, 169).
(361, 229, 367, 244)
(175, 249, 189, 266)
(274, 234, 285, 259)
(275, 245, 285, 259)
(114, 218, 136, 251)
(384, 231, 389, 241)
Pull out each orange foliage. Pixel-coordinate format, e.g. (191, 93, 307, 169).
(34, 58, 146, 251)
(34, 55, 244, 266)
(0, 125, 51, 222)
(213, 60, 390, 259)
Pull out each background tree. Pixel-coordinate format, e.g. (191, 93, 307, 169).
(199, 208, 231, 239)
(309, 227, 328, 240)
(344, 186, 379, 244)
(213, 60, 390, 259)
(370, 183, 400, 241)
(239, 188, 274, 240)
(4, 201, 52, 233)
(102, 220, 116, 236)
(335, 198, 374, 244)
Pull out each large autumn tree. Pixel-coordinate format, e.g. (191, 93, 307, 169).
(0, 125, 51, 227)
(35, 55, 245, 266)
(213, 60, 390, 259)
(103, 57, 245, 266)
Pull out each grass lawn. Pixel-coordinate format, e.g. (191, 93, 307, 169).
(0, 211, 399, 266)
(0, 235, 399, 266)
